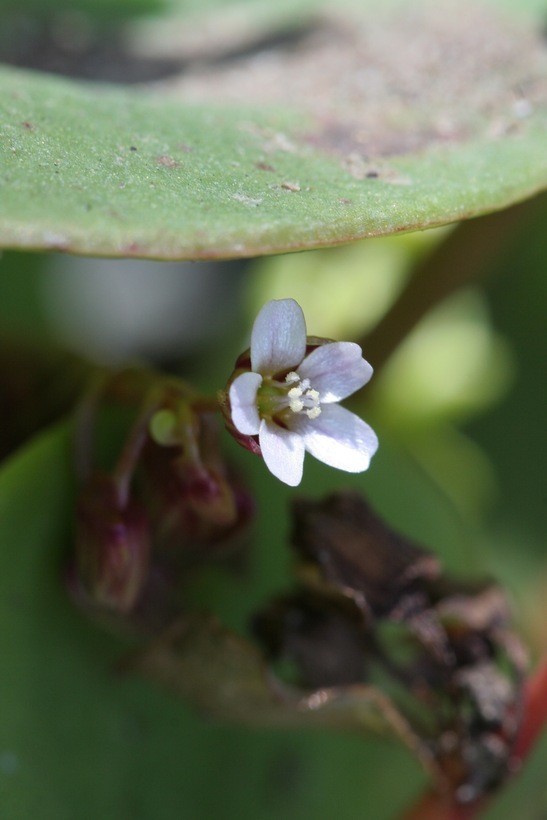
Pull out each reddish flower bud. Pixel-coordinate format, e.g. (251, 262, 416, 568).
(140, 439, 253, 554)
(75, 474, 151, 613)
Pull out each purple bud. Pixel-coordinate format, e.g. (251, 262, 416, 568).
(140, 440, 253, 553)
(75, 474, 150, 613)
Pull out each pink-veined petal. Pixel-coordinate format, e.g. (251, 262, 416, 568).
(229, 372, 262, 435)
(251, 299, 307, 375)
(297, 342, 373, 402)
(294, 404, 378, 472)
(258, 419, 305, 486)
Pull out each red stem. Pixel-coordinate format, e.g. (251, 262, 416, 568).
(402, 655, 547, 820)
(403, 792, 486, 820)
(511, 655, 547, 763)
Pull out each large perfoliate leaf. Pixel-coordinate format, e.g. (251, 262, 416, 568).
(0, 0, 546, 259)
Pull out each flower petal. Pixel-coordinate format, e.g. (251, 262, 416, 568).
(297, 342, 373, 402)
(229, 372, 262, 435)
(294, 404, 378, 472)
(251, 299, 307, 375)
(259, 419, 305, 486)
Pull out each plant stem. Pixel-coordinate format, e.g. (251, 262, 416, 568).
(190, 394, 222, 414)
(361, 197, 539, 374)
(511, 654, 547, 763)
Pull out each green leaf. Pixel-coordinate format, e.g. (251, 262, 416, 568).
(1, 0, 546, 258)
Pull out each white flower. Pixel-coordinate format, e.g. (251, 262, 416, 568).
(229, 299, 378, 486)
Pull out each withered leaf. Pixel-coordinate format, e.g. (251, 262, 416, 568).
(130, 611, 440, 779)
(258, 491, 528, 803)
(291, 492, 440, 619)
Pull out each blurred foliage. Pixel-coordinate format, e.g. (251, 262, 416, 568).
(0, 0, 167, 21)
(247, 230, 442, 340)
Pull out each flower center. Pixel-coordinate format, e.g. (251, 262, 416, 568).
(284, 371, 322, 419)
(257, 371, 322, 421)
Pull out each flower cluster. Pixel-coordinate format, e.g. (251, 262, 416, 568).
(227, 299, 378, 485)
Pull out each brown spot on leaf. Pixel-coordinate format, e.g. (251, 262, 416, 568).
(123, 242, 145, 255)
(255, 161, 275, 172)
(155, 155, 180, 169)
(341, 153, 411, 183)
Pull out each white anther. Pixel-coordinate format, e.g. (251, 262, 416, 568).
(284, 373, 322, 418)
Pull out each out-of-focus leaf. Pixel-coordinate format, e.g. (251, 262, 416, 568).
(465, 194, 547, 563)
(0, 337, 87, 460)
(0, 0, 165, 21)
(0, 423, 429, 820)
(0, 0, 546, 258)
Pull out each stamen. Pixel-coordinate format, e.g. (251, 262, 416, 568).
(280, 371, 322, 419)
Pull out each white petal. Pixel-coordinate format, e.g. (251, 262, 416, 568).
(294, 404, 378, 472)
(258, 419, 305, 486)
(297, 342, 373, 402)
(229, 372, 262, 435)
(250, 299, 307, 375)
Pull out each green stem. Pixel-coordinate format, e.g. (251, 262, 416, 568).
(111, 390, 165, 509)
(73, 369, 110, 483)
(190, 394, 223, 414)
